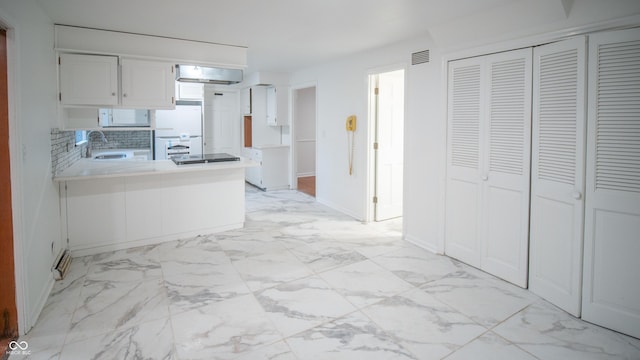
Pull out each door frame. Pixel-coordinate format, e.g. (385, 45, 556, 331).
(290, 81, 318, 192)
(366, 63, 407, 222)
(0, 12, 26, 335)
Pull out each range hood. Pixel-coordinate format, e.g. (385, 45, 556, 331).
(175, 65, 243, 85)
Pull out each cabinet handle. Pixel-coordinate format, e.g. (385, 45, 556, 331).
(123, 93, 127, 98)
(111, 92, 116, 96)
(481, 175, 488, 181)
(572, 191, 582, 200)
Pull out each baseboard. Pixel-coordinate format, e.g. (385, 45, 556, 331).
(70, 222, 244, 257)
(404, 233, 441, 255)
(316, 197, 362, 221)
(296, 172, 316, 178)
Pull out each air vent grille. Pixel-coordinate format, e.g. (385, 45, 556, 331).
(412, 50, 430, 65)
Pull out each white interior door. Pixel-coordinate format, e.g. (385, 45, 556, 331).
(446, 49, 532, 287)
(582, 28, 640, 339)
(445, 58, 484, 268)
(529, 37, 587, 316)
(374, 69, 405, 221)
(481, 48, 532, 288)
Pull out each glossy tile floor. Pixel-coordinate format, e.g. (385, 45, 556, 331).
(18, 187, 640, 359)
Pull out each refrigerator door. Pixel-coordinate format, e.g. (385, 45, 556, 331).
(189, 136, 203, 156)
(155, 103, 202, 137)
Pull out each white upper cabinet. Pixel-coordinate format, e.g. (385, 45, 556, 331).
(241, 87, 252, 115)
(266, 86, 288, 126)
(58, 53, 175, 110)
(59, 54, 119, 106)
(121, 58, 175, 109)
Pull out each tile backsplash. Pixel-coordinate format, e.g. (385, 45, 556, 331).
(51, 128, 84, 176)
(89, 130, 152, 151)
(51, 129, 154, 176)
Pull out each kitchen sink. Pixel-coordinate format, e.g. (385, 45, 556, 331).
(92, 149, 151, 161)
(94, 153, 127, 159)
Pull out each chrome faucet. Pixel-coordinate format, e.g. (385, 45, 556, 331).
(86, 130, 108, 158)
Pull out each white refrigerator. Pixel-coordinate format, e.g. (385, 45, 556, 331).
(154, 100, 203, 160)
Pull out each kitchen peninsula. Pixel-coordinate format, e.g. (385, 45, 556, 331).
(54, 158, 256, 256)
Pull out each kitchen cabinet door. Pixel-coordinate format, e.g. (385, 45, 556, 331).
(241, 87, 252, 114)
(59, 53, 119, 106)
(121, 58, 175, 109)
(266, 86, 288, 126)
(66, 178, 126, 251)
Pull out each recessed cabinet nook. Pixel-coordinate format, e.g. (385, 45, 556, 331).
(445, 27, 640, 339)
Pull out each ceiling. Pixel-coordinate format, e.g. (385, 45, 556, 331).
(34, 0, 640, 72)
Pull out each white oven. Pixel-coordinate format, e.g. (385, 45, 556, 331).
(155, 138, 197, 160)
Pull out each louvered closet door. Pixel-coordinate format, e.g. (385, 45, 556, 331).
(583, 28, 640, 339)
(481, 48, 532, 288)
(445, 57, 484, 268)
(529, 37, 586, 316)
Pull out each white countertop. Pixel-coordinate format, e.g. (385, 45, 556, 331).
(54, 158, 257, 182)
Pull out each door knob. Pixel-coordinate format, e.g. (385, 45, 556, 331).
(572, 191, 582, 200)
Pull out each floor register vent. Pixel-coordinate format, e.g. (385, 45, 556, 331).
(412, 49, 430, 65)
(53, 249, 72, 280)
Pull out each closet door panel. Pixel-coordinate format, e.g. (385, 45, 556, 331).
(583, 28, 640, 339)
(530, 37, 587, 316)
(481, 48, 532, 288)
(445, 59, 484, 267)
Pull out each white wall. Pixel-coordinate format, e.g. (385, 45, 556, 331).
(289, 35, 444, 237)
(294, 86, 316, 177)
(0, 0, 61, 332)
(288, 1, 640, 252)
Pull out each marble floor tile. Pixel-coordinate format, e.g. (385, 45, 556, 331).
(444, 332, 537, 360)
(493, 301, 640, 360)
(420, 271, 538, 327)
(217, 232, 290, 260)
(233, 340, 298, 360)
(67, 278, 169, 343)
(372, 246, 468, 287)
(20, 188, 640, 360)
(288, 242, 367, 273)
(156, 240, 231, 277)
(60, 317, 175, 360)
(232, 250, 314, 292)
(171, 294, 282, 360)
(353, 235, 410, 259)
(19, 258, 91, 355)
(85, 253, 162, 283)
(164, 263, 250, 314)
(363, 288, 487, 360)
(286, 311, 417, 359)
(255, 275, 357, 337)
(319, 259, 415, 308)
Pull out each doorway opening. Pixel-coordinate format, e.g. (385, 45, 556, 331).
(293, 86, 317, 197)
(369, 69, 405, 221)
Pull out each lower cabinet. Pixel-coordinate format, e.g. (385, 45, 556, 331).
(243, 146, 289, 191)
(63, 169, 245, 256)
